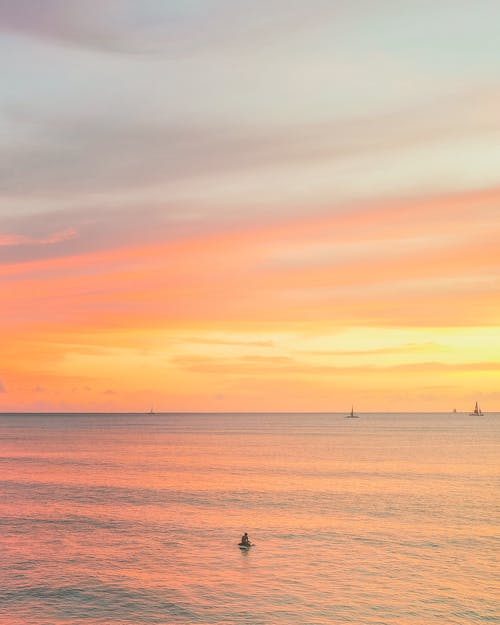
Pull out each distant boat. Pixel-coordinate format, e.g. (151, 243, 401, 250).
(469, 401, 483, 416)
(147, 407, 155, 415)
(453, 408, 457, 413)
(345, 406, 359, 418)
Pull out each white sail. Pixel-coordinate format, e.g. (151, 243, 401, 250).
(346, 405, 358, 418)
(470, 401, 483, 416)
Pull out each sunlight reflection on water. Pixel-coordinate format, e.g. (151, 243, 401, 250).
(0, 412, 498, 624)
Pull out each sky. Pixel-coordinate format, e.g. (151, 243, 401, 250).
(1, 0, 499, 412)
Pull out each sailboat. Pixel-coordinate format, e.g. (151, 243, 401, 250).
(345, 406, 359, 418)
(469, 401, 483, 416)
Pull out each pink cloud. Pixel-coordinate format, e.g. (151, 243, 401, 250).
(0, 228, 78, 247)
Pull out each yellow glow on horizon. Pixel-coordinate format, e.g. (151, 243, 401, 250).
(2, 320, 498, 412)
(2, 188, 499, 412)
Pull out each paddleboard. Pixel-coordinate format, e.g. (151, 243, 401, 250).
(238, 543, 252, 550)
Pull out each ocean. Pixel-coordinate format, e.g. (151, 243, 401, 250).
(1, 412, 498, 625)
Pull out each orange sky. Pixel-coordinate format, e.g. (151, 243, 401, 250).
(2, 187, 499, 412)
(1, 2, 499, 411)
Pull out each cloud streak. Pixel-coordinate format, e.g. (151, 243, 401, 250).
(3, 89, 500, 199)
(302, 343, 445, 357)
(0, 1, 356, 54)
(171, 354, 500, 376)
(0, 228, 77, 247)
(2, 187, 499, 332)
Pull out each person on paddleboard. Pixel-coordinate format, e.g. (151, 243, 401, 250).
(240, 532, 250, 546)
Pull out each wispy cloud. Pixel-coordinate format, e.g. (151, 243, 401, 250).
(302, 343, 445, 356)
(183, 337, 274, 348)
(2, 186, 498, 332)
(3, 88, 500, 200)
(0, 1, 349, 54)
(0, 227, 77, 247)
(171, 354, 500, 376)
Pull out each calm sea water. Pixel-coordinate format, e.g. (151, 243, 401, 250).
(0, 412, 498, 625)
